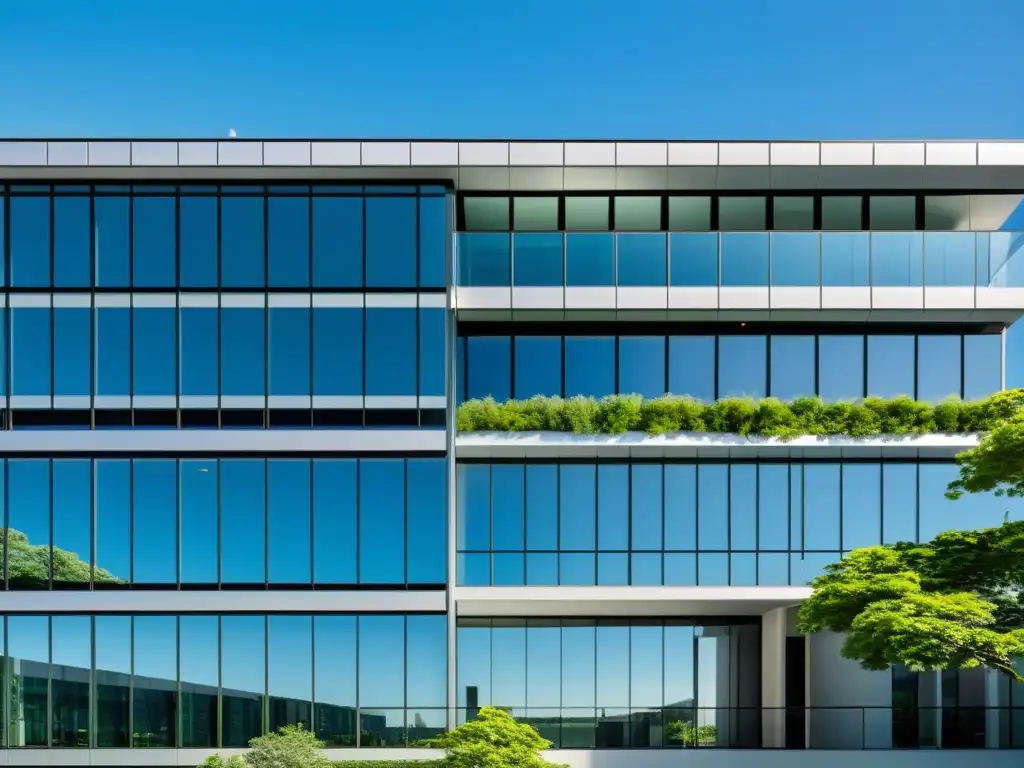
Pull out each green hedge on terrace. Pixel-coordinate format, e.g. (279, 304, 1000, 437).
(455, 390, 1024, 438)
(333, 763, 441, 768)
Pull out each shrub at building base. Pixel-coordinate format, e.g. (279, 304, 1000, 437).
(424, 707, 568, 768)
(200, 725, 332, 768)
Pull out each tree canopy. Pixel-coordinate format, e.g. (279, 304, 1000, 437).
(425, 707, 566, 768)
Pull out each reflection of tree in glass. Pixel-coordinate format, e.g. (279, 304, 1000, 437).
(2, 528, 122, 587)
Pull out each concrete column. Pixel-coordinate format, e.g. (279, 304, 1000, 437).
(761, 607, 787, 747)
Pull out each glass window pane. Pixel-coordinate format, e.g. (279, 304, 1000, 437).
(96, 460, 131, 584)
(466, 336, 510, 402)
(560, 465, 596, 550)
(565, 197, 609, 231)
(133, 615, 178, 747)
(720, 233, 769, 285)
(53, 307, 91, 399)
(565, 336, 614, 398)
(818, 335, 864, 401)
(360, 460, 405, 583)
(268, 615, 312, 732)
(867, 335, 915, 398)
(492, 464, 525, 552)
(52, 460, 91, 587)
(491, 623, 526, 707)
(821, 233, 870, 286)
(882, 464, 918, 544)
(596, 624, 629, 708)
(54, 196, 91, 287)
(771, 233, 820, 286)
(632, 465, 663, 551)
(221, 308, 266, 399)
(527, 623, 561, 706)
(8, 460, 50, 587)
(598, 465, 629, 551)
(269, 308, 311, 397)
(312, 196, 362, 288)
(514, 337, 562, 399)
(420, 195, 447, 289)
(718, 335, 766, 398)
(669, 232, 718, 286)
(565, 232, 614, 286)
(51, 615, 91, 747)
(843, 464, 881, 550)
(870, 196, 916, 230)
(457, 464, 491, 552)
(133, 308, 176, 398)
(698, 465, 728, 550)
(964, 334, 1001, 400)
(8, 616, 48, 746)
(133, 460, 177, 584)
(665, 465, 696, 550)
(822, 196, 862, 230)
(631, 624, 663, 706)
(774, 196, 814, 230)
(221, 197, 265, 288)
(95, 615, 132, 747)
(925, 195, 970, 231)
(514, 197, 557, 231)
(770, 336, 815, 400)
(407, 615, 446, 708)
(617, 233, 667, 286)
(720, 197, 766, 231)
(366, 197, 416, 288)
(313, 459, 357, 584)
(95, 197, 130, 287)
(11, 196, 51, 287)
(96, 307, 130, 399)
(513, 233, 563, 286)
(365, 308, 416, 396)
(458, 233, 510, 286)
(619, 337, 665, 399)
(562, 623, 596, 708)
(314, 616, 357, 746)
(925, 232, 976, 287)
(181, 459, 218, 585)
(133, 196, 176, 287)
(180, 196, 218, 288)
(180, 307, 218, 399)
(221, 615, 265, 747)
(615, 196, 661, 231)
(917, 335, 961, 402)
(526, 465, 558, 550)
(359, 615, 405, 708)
(668, 335, 715, 401)
(804, 464, 840, 550)
(221, 460, 266, 584)
(312, 307, 362, 398)
(12, 307, 52, 398)
(180, 615, 219, 748)
(668, 197, 711, 231)
(872, 233, 923, 286)
(268, 196, 310, 287)
(464, 197, 509, 230)
(419, 307, 446, 398)
(407, 459, 447, 584)
(268, 460, 311, 584)
(731, 464, 757, 550)
(758, 465, 790, 550)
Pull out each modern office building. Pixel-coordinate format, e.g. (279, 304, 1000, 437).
(0, 138, 1021, 767)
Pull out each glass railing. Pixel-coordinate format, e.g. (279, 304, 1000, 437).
(456, 231, 1024, 288)
(455, 706, 1024, 749)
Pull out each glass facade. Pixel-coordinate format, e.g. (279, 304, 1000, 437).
(0, 613, 447, 748)
(456, 461, 1024, 587)
(458, 331, 1002, 403)
(457, 618, 760, 748)
(1, 457, 446, 588)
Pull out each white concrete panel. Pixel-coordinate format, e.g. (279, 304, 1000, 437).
(364, 395, 418, 409)
(179, 396, 217, 408)
(220, 293, 265, 307)
(267, 395, 311, 409)
(617, 287, 668, 309)
(310, 141, 362, 165)
(311, 293, 364, 307)
(133, 396, 177, 409)
(770, 286, 821, 309)
(51, 294, 91, 308)
(512, 287, 564, 309)
(718, 142, 770, 165)
(132, 293, 176, 307)
(177, 142, 218, 166)
(820, 142, 873, 166)
(821, 286, 871, 309)
(220, 396, 265, 409)
(668, 142, 718, 166)
(217, 141, 263, 165)
(411, 141, 460, 165)
(262, 141, 312, 166)
(719, 286, 770, 309)
(10, 396, 51, 409)
(94, 396, 131, 408)
(509, 142, 564, 166)
(131, 141, 179, 166)
(873, 142, 925, 166)
(616, 142, 668, 166)
(977, 141, 1024, 165)
(0, 141, 48, 165)
(419, 395, 447, 409)
(267, 293, 311, 308)
(418, 293, 448, 308)
(976, 286, 1024, 308)
(312, 395, 363, 409)
(924, 286, 975, 309)
(770, 143, 820, 166)
(52, 396, 91, 409)
(93, 293, 130, 307)
(179, 293, 219, 308)
(88, 141, 131, 165)
(565, 286, 617, 309)
(361, 141, 411, 166)
(872, 286, 924, 309)
(564, 142, 616, 166)
(925, 142, 976, 165)
(668, 286, 719, 309)
(47, 141, 88, 165)
(458, 142, 509, 166)
(364, 293, 418, 308)
(456, 286, 512, 309)
(9, 293, 51, 308)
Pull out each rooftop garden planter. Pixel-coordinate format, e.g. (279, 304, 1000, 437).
(455, 390, 1024, 438)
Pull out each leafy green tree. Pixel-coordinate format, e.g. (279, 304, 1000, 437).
(3, 528, 122, 586)
(947, 405, 1024, 500)
(424, 707, 567, 768)
(666, 720, 717, 746)
(201, 756, 245, 768)
(245, 724, 331, 768)
(798, 523, 1024, 683)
